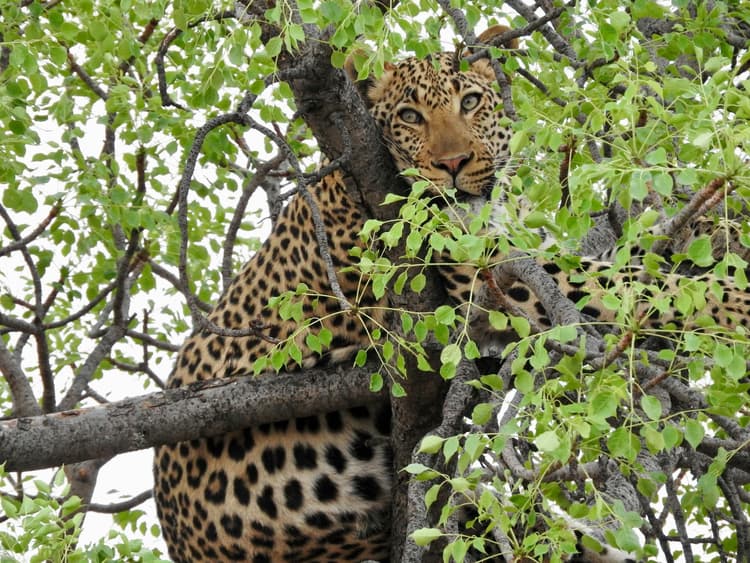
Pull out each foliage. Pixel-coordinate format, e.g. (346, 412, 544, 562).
(1, 0, 750, 561)
(0, 468, 165, 562)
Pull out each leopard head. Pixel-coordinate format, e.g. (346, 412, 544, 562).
(350, 26, 517, 198)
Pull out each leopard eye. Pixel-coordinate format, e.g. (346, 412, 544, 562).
(398, 108, 423, 124)
(461, 93, 482, 112)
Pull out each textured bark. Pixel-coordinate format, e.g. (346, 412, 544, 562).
(282, 38, 402, 220)
(0, 364, 385, 472)
(282, 37, 450, 560)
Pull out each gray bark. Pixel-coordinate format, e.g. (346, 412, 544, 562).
(280, 35, 451, 560)
(0, 363, 385, 472)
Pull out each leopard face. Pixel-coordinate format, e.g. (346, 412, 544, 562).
(366, 52, 513, 197)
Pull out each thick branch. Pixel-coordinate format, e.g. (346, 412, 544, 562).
(282, 39, 402, 221)
(1, 362, 384, 472)
(59, 324, 133, 411)
(0, 338, 41, 417)
(278, 39, 452, 562)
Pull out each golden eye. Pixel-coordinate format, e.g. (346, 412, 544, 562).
(398, 108, 423, 124)
(461, 93, 482, 112)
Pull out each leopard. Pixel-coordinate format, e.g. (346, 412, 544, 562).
(153, 26, 747, 563)
(152, 24, 529, 563)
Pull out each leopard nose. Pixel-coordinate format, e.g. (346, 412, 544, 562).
(433, 153, 472, 176)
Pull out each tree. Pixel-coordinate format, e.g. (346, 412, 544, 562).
(1, 0, 750, 561)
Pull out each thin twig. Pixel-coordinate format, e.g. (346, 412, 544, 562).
(241, 112, 354, 311)
(0, 202, 61, 258)
(86, 490, 153, 513)
(155, 10, 237, 110)
(147, 261, 212, 313)
(125, 329, 181, 354)
(504, 0, 581, 65)
(651, 176, 732, 256)
(464, 4, 569, 64)
(66, 50, 108, 100)
(109, 357, 165, 389)
(221, 152, 287, 289)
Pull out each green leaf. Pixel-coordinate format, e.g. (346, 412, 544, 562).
(425, 483, 441, 510)
(419, 435, 444, 454)
(662, 425, 682, 449)
(471, 403, 492, 425)
(523, 210, 548, 229)
(509, 130, 528, 154)
(642, 423, 665, 453)
(440, 343, 461, 366)
(2, 497, 18, 518)
(510, 316, 530, 338)
(382, 193, 406, 204)
(550, 324, 577, 343)
(514, 370, 533, 394)
(439, 362, 456, 379)
(416, 354, 432, 371)
(443, 436, 459, 462)
(452, 234, 485, 262)
(651, 171, 673, 196)
(607, 427, 640, 462)
(266, 36, 282, 57)
(403, 463, 433, 475)
(355, 349, 368, 367)
(393, 271, 407, 294)
(411, 527, 442, 547)
(488, 311, 507, 330)
(0, 294, 14, 310)
(391, 382, 406, 397)
(380, 222, 403, 247)
(271, 350, 286, 371)
(400, 312, 413, 333)
(9, 120, 26, 135)
(3, 187, 38, 213)
(534, 430, 560, 452)
(641, 395, 663, 421)
(684, 418, 705, 449)
(331, 50, 347, 69)
(382, 339, 394, 361)
(49, 45, 68, 66)
(434, 305, 456, 325)
(448, 477, 470, 493)
(289, 342, 303, 366)
(589, 391, 618, 421)
(698, 473, 720, 508)
(686, 235, 714, 267)
(253, 357, 269, 374)
(464, 340, 480, 360)
(609, 10, 630, 31)
(629, 171, 649, 201)
(372, 274, 387, 300)
(410, 273, 426, 293)
(369, 372, 383, 392)
(644, 147, 667, 165)
(305, 332, 322, 354)
(406, 229, 423, 255)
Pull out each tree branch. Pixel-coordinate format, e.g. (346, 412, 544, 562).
(0, 202, 60, 258)
(86, 489, 153, 513)
(0, 338, 40, 417)
(1, 362, 385, 472)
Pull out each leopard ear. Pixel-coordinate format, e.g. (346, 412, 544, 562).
(476, 25, 519, 50)
(464, 25, 518, 81)
(344, 54, 396, 107)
